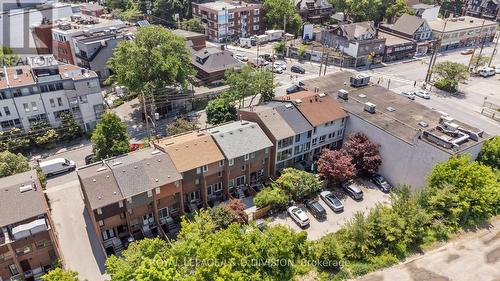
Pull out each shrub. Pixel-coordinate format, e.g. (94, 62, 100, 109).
(253, 185, 290, 208)
(434, 79, 456, 93)
(113, 99, 125, 107)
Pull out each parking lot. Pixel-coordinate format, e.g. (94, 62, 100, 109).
(268, 181, 391, 240)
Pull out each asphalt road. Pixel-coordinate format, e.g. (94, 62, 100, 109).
(357, 216, 500, 281)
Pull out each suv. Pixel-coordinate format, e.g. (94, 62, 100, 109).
(370, 174, 392, 193)
(288, 206, 310, 228)
(305, 199, 327, 219)
(291, 65, 306, 74)
(320, 191, 344, 212)
(343, 181, 364, 200)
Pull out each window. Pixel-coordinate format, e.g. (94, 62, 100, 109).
(236, 175, 245, 186)
(294, 144, 303, 154)
(195, 178, 200, 185)
(277, 148, 293, 162)
(15, 246, 32, 256)
(295, 135, 301, 142)
(251, 152, 255, 159)
(196, 167, 202, 174)
(304, 142, 310, 152)
(202, 165, 208, 172)
(208, 184, 214, 196)
(219, 160, 224, 167)
(229, 159, 234, 166)
(337, 129, 344, 136)
(97, 208, 102, 215)
(241, 165, 246, 171)
(254, 8, 260, 15)
(190, 191, 201, 201)
(312, 138, 317, 146)
(35, 239, 52, 249)
(313, 127, 317, 134)
(31, 102, 38, 111)
(265, 148, 269, 154)
(228, 12, 234, 19)
(253, 25, 259, 31)
(218, 171, 222, 177)
(9, 264, 18, 276)
(277, 137, 293, 149)
(102, 228, 115, 241)
(254, 17, 259, 23)
(215, 182, 222, 192)
(147, 190, 153, 197)
(159, 207, 170, 219)
(229, 179, 235, 189)
(49, 98, 55, 108)
(319, 135, 326, 143)
(143, 213, 154, 225)
(23, 103, 30, 112)
(57, 97, 63, 106)
(307, 130, 312, 138)
(244, 154, 249, 161)
(79, 95, 88, 104)
(98, 220, 104, 226)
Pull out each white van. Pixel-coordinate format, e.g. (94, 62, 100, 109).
(39, 158, 76, 177)
(479, 67, 495, 77)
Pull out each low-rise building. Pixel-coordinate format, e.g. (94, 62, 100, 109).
(0, 61, 104, 133)
(319, 21, 386, 67)
(239, 101, 313, 175)
(0, 170, 59, 280)
(302, 72, 490, 188)
(192, 0, 264, 42)
(154, 132, 225, 211)
(466, 0, 499, 22)
(190, 46, 244, 86)
(206, 121, 273, 198)
(380, 14, 432, 55)
(429, 16, 498, 51)
(78, 149, 183, 256)
(172, 29, 208, 51)
(294, 0, 333, 23)
(79, 3, 108, 17)
(411, 3, 440, 21)
(378, 31, 417, 61)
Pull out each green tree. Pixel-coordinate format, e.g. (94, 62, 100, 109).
(108, 25, 194, 94)
(433, 61, 469, 92)
(338, 212, 376, 260)
(384, 0, 414, 22)
(274, 41, 286, 54)
(42, 268, 79, 281)
(470, 54, 491, 70)
(152, 0, 191, 26)
(297, 45, 307, 59)
(209, 205, 236, 229)
(253, 185, 290, 208)
(224, 65, 275, 106)
(263, 0, 302, 34)
(313, 233, 345, 271)
(477, 136, 500, 169)
(134, 255, 181, 281)
(0, 128, 30, 153)
(0, 45, 18, 66)
(182, 18, 205, 33)
(29, 120, 59, 149)
(205, 95, 237, 125)
(425, 155, 500, 228)
(166, 118, 198, 136)
(59, 112, 83, 141)
(276, 168, 323, 200)
(330, 0, 412, 23)
(0, 151, 30, 178)
(91, 112, 130, 161)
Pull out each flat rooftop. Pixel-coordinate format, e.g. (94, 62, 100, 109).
(198, 0, 261, 10)
(429, 16, 498, 33)
(302, 72, 488, 153)
(172, 29, 206, 38)
(52, 15, 126, 34)
(74, 26, 137, 43)
(378, 31, 414, 46)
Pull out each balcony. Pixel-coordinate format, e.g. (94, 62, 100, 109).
(10, 218, 48, 241)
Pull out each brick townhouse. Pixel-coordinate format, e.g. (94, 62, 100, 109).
(0, 170, 59, 280)
(78, 149, 183, 256)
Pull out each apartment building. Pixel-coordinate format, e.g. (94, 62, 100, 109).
(429, 16, 497, 51)
(466, 0, 499, 22)
(302, 71, 489, 188)
(206, 121, 273, 199)
(275, 91, 348, 159)
(0, 170, 59, 280)
(192, 0, 264, 42)
(0, 61, 104, 133)
(51, 15, 126, 65)
(154, 132, 225, 211)
(239, 102, 313, 175)
(78, 149, 183, 256)
(294, 0, 333, 23)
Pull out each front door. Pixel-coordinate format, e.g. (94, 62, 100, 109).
(19, 260, 30, 272)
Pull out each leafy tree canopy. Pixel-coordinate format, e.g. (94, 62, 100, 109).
(276, 167, 323, 200)
(0, 150, 30, 178)
(317, 148, 356, 184)
(344, 132, 382, 175)
(224, 65, 275, 106)
(205, 95, 237, 125)
(42, 268, 79, 281)
(253, 184, 290, 208)
(91, 112, 130, 160)
(433, 61, 469, 91)
(477, 136, 500, 169)
(263, 0, 302, 34)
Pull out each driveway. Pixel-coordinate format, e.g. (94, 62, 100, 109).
(269, 182, 391, 240)
(45, 180, 109, 281)
(357, 217, 500, 281)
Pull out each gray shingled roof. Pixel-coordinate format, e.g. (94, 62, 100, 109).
(0, 170, 46, 227)
(392, 14, 425, 36)
(77, 161, 123, 210)
(206, 121, 273, 159)
(191, 47, 243, 73)
(249, 101, 313, 140)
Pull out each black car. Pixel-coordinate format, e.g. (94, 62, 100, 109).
(261, 53, 275, 62)
(84, 154, 95, 165)
(305, 199, 327, 219)
(371, 174, 393, 193)
(291, 65, 306, 74)
(286, 85, 301, 94)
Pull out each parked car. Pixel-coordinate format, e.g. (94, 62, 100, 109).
(343, 181, 364, 200)
(305, 199, 327, 219)
(461, 49, 474, 55)
(495, 66, 500, 74)
(370, 174, 393, 193)
(320, 191, 344, 212)
(272, 65, 283, 74)
(261, 53, 275, 62)
(413, 89, 430, 99)
(286, 85, 301, 94)
(234, 53, 248, 62)
(275, 61, 287, 70)
(84, 154, 95, 165)
(291, 65, 306, 74)
(40, 158, 76, 177)
(479, 67, 495, 77)
(129, 143, 143, 152)
(288, 206, 310, 228)
(400, 91, 415, 100)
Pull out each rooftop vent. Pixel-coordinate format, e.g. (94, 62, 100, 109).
(418, 121, 428, 128)
(97, 167, 107, 172)
(364, 102, 376, 113)
(285, 103, 293, 108)
(358, 94, 367, 98)
(338, 89, 349, 100)
(295, 99, 302, 104)
(350, 74, 370, 87)
(386, 106, 396, 112)
(151, 150, 161, 155)
(19, 184, 33, 193)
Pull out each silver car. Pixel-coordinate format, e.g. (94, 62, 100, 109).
(414, 90, 430, 99)
(320, 191, 344, 212)
(400, 91, 415, 100)
(343, 181, 364, 200)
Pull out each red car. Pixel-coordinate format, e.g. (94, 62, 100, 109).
(129, 143, 143, 152)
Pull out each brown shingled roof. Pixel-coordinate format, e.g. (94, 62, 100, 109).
(276, 91, 348, 126)
(154, 132, 225, 172)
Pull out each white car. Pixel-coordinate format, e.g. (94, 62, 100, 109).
(234, 54, 248, 62)
(275, 61, 287, 70)
(272, 65, 283, 74)
(400, 91, 415, 100)
(414, 90, 430, 99)
(288, 206, 310, 228)
(494, 66, 500, 74)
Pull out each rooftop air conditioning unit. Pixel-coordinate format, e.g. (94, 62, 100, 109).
(364, 102, 376, 113)
(350, 74, 370, 87)
(338, 89, 349, 100)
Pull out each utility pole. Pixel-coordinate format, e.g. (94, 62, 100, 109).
(475, 19, 488, 70)
(425, 19, 448, 83)
(488, 31, 499, 67)
(142, 91, 151, 143)
(468, 19, 486, 71)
